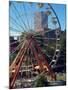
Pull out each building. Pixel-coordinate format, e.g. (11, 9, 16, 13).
(34, 11, 48, 32)
(10, 36, 20, 42)
(10, 36, 20, 52)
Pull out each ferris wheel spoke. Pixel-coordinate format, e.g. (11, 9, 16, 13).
(22, 3, 31, 30)
(10, 42, 23, 55)
(37, 42, 55, 51)
(35, 36, 56, 41)
(35, 36, 56, 48)
(10, 40, 26, 69)
(10, 16, 26, 32)
(28, 3, 34, 30)
(16, 2, 30, 31)
(10, 39, 24, 45)
(44, 29, 57, 34)
(9, 16, 24, 30)
(9, 26, 23, 33)
(19, 4, 28, 30)
(43, 38, 56, 40)
(10, 4, 26, 31)
(19, 3, 30, 31)
(10, 18, 24, 32)
(34, 36, 56, 51)
(33, 29, 56, 37)
(28, 4, 32, 30)
(12, 2, 29, 31)
(36, 40, 48, 46)
(10, 41, 19, 45)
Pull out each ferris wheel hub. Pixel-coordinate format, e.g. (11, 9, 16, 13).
(24, 33, 33, 40)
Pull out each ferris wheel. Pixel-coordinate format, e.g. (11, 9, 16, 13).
(9, 1, 61, 89)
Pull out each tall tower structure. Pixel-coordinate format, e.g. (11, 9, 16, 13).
(34, 11, 48, 32)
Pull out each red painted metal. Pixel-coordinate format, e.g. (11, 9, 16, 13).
(9, 35, 56, 88)
(30, 42, 44, 72)
(31, 36, 56, 80)
(9, 39, 32, 88)
(9, 42, 25, 72)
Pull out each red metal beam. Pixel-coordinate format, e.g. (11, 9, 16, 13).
(9, 35, 56, 88)
(30, 42, 44, 72)
(9, 41, 25, 71)
(10, 39, 32, 88)
(31, 36, 56, 80)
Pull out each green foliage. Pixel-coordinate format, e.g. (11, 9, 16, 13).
(33, 75, 48, 87)
(61, 30, 66, 53)
(56, 30, 66, 65)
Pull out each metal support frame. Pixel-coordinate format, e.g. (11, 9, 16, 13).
(31, 36, 56, 80)
(9, 39, 32, 88)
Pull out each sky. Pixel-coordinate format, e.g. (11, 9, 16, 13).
(9, 1, 66, 36)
